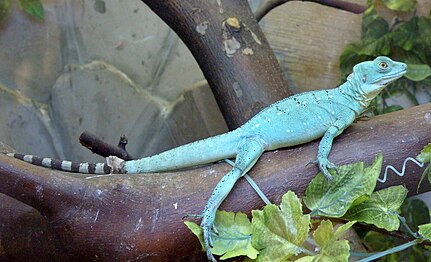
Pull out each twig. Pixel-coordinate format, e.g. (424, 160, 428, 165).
(255, 0, 367, 21)
(79, 131, 134, 160)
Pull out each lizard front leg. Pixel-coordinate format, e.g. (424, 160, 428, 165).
(316, 118, 352, 180)
(201, 137, 266, 262)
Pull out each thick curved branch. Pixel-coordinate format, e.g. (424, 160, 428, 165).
(0, 104, 430, 260)
(255, 0, 367, 21)
(141, 0, 291, 129)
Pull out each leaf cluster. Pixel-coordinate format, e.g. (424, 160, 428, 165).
(186, 152, 431, 261)
(340, 0, 431, 115)
(0, 0, 44, 23)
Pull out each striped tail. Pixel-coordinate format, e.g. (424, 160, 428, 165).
(5, 153, 111, 174)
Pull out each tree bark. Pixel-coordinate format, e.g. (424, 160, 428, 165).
(141, 0, 291, 129)
(0, 103, 430, 261)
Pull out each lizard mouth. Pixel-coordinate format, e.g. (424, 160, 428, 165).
(373, 69, 407, 85)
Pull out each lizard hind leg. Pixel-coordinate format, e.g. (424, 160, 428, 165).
(200, 136, 266, 262)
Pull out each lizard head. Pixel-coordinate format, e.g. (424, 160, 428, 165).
(348, 56, 407, 102)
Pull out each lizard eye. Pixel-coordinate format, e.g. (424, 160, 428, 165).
(378, 61, 389, 69)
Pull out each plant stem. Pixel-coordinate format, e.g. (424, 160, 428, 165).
(356, 239, 418, 262)
(397, 214, 419, 238)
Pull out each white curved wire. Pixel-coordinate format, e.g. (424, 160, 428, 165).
(379, 157, 425, 183)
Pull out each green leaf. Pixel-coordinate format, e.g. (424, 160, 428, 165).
(362, 6, 389, 43)
(211, 211, 258, 260)
(416, 17, 431, 55)
(382, 0, 417, 12)
(417, 164, 431, 191)
(363, 231, 397, 252)
(314, 220, 333, 247)
(334, 220, 356, 238)
(290, 221, 354, 262)
(404, 64, 431, 81)
(304, 220, 353, 262)
(320, 239, 350, 262)
(416, 143, 431, 190)
(360, 34, 392, 56)
(401, 199, 430, 231)
(416, 143, 431, 163)
(251, 191, 310, 261)
(18, 0, 44, 20)
(391, 17, 418, 51)
(418, 223, 431, 240)
(184, 211, 258, 260)
(295, 256, 314, 262)
(304, 154, 382, 217)
(343, 185, 408, 231)
(184, 212, 258, 260)
(184, 221, 205, 249)
(0, 0, 9, 22)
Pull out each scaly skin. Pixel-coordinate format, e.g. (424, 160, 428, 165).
(6, 57, 407, 261)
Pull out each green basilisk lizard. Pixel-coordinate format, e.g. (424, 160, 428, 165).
(5, 56, 407, 261)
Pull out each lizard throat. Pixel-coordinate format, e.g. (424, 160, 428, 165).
(341, 81, 375, 111)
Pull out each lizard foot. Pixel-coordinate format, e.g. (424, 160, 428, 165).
(318, 158, 337, 181)
(201, 213, 218, 262)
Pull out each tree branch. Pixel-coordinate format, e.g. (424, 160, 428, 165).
(0, 104, 430, 260)
(255, 0, 367, 22)
(79, 131, 134, 160)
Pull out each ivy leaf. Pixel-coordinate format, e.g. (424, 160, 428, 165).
(18, 0, 44, 20)
(0, 0, 9, 23)
(404, 64, 431, 81)
(362, 6, 389, 43)
(391, 17, 418, 51)
(251, 191, 310, 261)
(418, 223, 431, 241)
(416, 17, 431, 54)
(343, 185, 408, 231)
(416, 143, 431, 190)
(314, 220, 355, 246)
(382, 0, 417, 12)
(363, 231, 397, 252)
(296, 220, 354, 262)
(401, 199, 430, 231)
(418, 164, 431, 189)
(211, 211, 258, 260)
(416, 143, 431, 163)
(304, 154, 382, 217)
(184, 211, 258, 260)
(184, 221, 205, 249)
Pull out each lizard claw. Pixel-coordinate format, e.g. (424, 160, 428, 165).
(206, 249, 217, 262)
(306, 158, 337, 181)
(306, 159, 318, 167)
(202, 223, 217, 261)
(318, 158, 337, 181)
